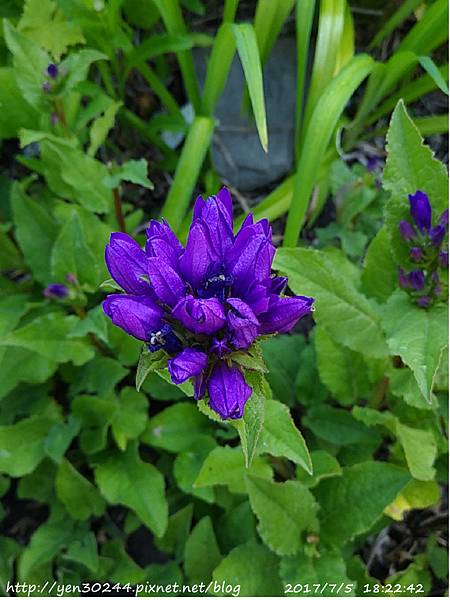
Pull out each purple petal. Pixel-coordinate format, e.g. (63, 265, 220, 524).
(409, 270, 425, 291)
(410, 247, 423, 262)
(103, 294, 163, 341)
(180, 220, 219, 289)
(258, 295, 314, 334)
(105, 232, 150, 295)
(168, 348, 208, 384)
(146, 237, 180, 269)
(148, 258, 186, 307)
(146, 218, 183, 253)
(399, 220, 416, 241)
(409, 191, 432, 233)
(439, 249, 448, 269)
(226, 298, 259, 349)
(398, 267, 410, 289)
(430, 224, 446, 247)
(172, 295, 226, 335)
(439, 209, 449, 228)
(43, 283, 69, 299)
(207, 362, 252, 420)
(210, 336, 232, 357)
(226, 233, 276, 296)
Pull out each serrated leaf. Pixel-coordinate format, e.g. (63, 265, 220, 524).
(103, 159, 154, 190)
(184, 516, 222, 584)
(136, 347, 167, 391)
(385, 479, 440, 521)
(303, 405, 380, 447)
(65, 531, 98, 573)
(95, 443, 168, 537)
(274, 248, 388, 358)
(110, 387, 148, 451)
(315, 462, 410, 544)
(173, 437, 217, 503)
(0, 313, 94, 366)
(257, 400, 312, 474)
(18, 0, 85, 60)
(212, 541, 283, 596)
(56, 459, 105, 520)
(0, 416, 56, 477)
(246, 476, 316, 556)
(383, 100, 448, 264)
(88, 101, 122, 157)
(194, 446, 272, 494)
(141, 402, 212, 453)
(362, 226, 398, 303)
(396, 423, 437, 481)
(382, 290, 448, 404)
(234, 371, 268, 467)
(296, 450, 342, 488)
(45, 415, 80, 463)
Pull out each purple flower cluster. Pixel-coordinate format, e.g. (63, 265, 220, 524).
(103, 188, 314, 419)
(398, 190, 448, 308)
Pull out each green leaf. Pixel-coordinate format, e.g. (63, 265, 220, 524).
(142, 402, 212, 452)
(111, 387, 148, 451)
(0, 68, 39, 140)
(385, 479, 441, 521)
(396, 423, 437, 482)
(315, 461, 410, 544)
(257, 400, 312, 474)
(103, 158, 154, 190)
(303, 405, 380, 447)
(88, 101, 122, 157)
(246, 475, 317, 556)
(71, 356, 128, 396)
(3, 19, 49, 110)
(234, 371, 268, 468)
(212, 541, 283, 596)
(0, 536, 20, 595)
(184, 516, 222, 584)
(216, 501, 257, 553)
(194, 446, 272, 494)
(56, 459, 105, 520)
(418, 56, 449, 95)
(261, 334, 305, 405)
(231, 343, 268, 373)
(51, 209, 101, 288)
(314, 326, 370, 405)
(136, 347, 167, 391)
(274, 248, 388, 358)
(11, 183, 59, 284)
(0, 313, 94, 366)
(18, 0, 85, 60)
(65, 531, 99, 573)
(296, 450, 342, 488)
(95, 443, 168, 537)
(361, 226, 398, 303)
(44, 415, 80, 463)
(59, 49, 108, 96)
(281, 548, 354, 597)
(155, 504, 193, 558)
(173, 437, 217, 503)
(72, 394, 112, 454)
(0, 416, 56, 477)
(231, 23, 268, 152)
(382, 291, 448, 404)
(383, 100, 448, 264)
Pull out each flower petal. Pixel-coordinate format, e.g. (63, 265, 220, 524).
(226, 298, 259, 349)
(148, 258, 186, 307)
(207, 362, 252, 420)
(408, 190, 432, 233)
(102, 294, 163, 341)
(172, 295, 226, 335)
(258, 295, 314, 334)
(180, 220, 219, 289)
(105, 232, 149, 295)
(168, 348, 208, 384)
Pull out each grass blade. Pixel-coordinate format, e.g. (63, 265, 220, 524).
(232, 23, 268, 152)
(369, 0, 424, 50)
(152, 0, 202, 112)
(418, 56, 449, 95)
(254, 0, 295, 64)
(283, 54, 374, 247)
(160, 116, 214, 232)
(295, 0, 316, 159)
(396, 0, 448, 55)
(202, 23, 236, 115)
(235, 176, 295, 228)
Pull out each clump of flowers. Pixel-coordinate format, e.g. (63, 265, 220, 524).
(398, 190, 448, 308)
(102, 188, 314, 420)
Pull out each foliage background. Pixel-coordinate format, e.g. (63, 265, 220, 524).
(0, 0, 448, 597)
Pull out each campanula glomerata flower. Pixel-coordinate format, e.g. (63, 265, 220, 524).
(397, 190, 448, 308)
(103, 188, 314, 419)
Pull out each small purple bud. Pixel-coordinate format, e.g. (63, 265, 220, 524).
(51, 112, 59, 126)
(430, 224, 446, 247)
(409, 190, 432, 233)
(207, 362, 252, 420)
(439, 209, 449, 228)
(399, 220, 416, 241)
(398, 268, 410, 289)
(210, 337, 231, 357)
(47, 63, 59, 79)
(42, 81, 51, 93)
(66, 273, 78, 285)
(366, 156, 382, 172)
(409, 247, 423, 263)
(167, 348, 208, 384)
(409, 270, 425, 291)
(438, 249, 448, 269)
(416, 296, 431, 309)
(43, 283, 69, 299)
